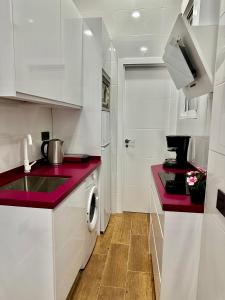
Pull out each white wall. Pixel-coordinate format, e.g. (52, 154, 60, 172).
(175, 90, 212, 169)
(0, 100, 52, 173)
(197, 2, 225, 299)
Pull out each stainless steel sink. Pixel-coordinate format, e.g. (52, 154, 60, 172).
(0, 176, 68, 192)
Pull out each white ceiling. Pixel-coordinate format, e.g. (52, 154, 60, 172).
(73, 0, 183, 57)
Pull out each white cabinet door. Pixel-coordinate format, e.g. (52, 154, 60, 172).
(100, 145, 111, 232)
(210, 83, 225, 155)
(197, 215, 225, 300)
(102, 22, 111, 76)
(53, 183, 86, 300)
(61, 0, 83, 106)
(12, 0, 62, 101)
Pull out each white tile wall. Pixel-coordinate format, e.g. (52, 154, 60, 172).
(0, 100, 52, 173)
(197, 3, 225, 299)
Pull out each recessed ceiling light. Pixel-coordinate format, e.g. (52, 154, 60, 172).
(132, 10, 141, 18)
(109, 47, 116, 52)
(84, 29, 93, 37)
(140, 46, 148, 52)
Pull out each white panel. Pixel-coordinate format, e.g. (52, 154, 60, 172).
(52, 19, 102, 156)
(210, 84, 225, 156)
(0, 206, 54, 300)
(214, 12, 225, 86)
(0, 0, 15, 95)
(100, 145, 111, 232)
(150, 221, 161, 300)
(221, 0, 225, 16)
(150, 175, 165, 233)
(12, 0, 62, 101)
(61, 0, 83, 106)
(123, 67, 170, 212)
(197, 150, 225, 299)
(197, 215, 225, 300)
(114, 34, 167, 58)
(53, 183, 86, 300)
(151, 201, 164, 273)
(102, 22, 111, 76)
(101, 111, 110, 146)
(161, 212, 203, 300)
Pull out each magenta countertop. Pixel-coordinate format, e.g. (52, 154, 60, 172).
(0, 157, 101, 209)
(151, 164, 204, 213)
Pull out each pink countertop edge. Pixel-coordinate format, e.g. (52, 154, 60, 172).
(151, 164, 204, 213)
(0, 157, 101, 209)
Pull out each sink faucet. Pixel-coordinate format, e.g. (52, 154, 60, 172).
(24, 134, 36, 173)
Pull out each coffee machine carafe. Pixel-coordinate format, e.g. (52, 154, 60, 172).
(163, 135, 191, 168)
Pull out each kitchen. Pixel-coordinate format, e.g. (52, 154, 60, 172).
(0, 0, 224, 299)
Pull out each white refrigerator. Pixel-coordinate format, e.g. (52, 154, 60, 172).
(100, 111, 111, 232)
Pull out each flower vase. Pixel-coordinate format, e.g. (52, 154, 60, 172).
(189, 188, 205, 204)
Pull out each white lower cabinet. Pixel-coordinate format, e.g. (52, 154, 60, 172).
(0, 182, 86, 300)
(150, 174, 203, 300)
(197, 214, 225, 300)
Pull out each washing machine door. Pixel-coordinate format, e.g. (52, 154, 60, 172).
(86, 185, 99, 232)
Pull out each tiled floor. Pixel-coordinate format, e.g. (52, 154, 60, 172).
(71, 212, 156, 300)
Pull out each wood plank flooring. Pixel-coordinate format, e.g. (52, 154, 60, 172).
(71, 212, 156, 300)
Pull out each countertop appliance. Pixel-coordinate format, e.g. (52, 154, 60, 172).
(41, 139, 64, 165)
(159, 172, 189, 195)
(163, 135, 191, 168)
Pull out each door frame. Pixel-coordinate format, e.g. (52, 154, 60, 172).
(116, 57, 165, 213)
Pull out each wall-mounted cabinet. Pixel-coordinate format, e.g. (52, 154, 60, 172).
(0, 0, 83, 108)
(85, 18, 112, 77)
(61, 0, 83, 106)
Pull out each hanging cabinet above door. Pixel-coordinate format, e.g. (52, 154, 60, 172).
(0, 0, 83, 108)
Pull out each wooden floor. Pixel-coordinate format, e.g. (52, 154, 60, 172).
(70, 212, 156, 300)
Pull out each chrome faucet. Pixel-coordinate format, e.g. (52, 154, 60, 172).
(24, 134, 36, 173)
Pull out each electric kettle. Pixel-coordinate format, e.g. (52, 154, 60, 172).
(41, 139, 64, 165)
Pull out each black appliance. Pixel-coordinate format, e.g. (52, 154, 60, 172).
(163, 135, 191, 168)
(159, 172, 189, 195)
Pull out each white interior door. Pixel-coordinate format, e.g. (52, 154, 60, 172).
(123, 66, 171, 212)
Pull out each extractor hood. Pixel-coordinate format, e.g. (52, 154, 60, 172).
(163, 14, 218, 98)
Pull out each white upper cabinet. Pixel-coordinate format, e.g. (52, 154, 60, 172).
(61, 0, 83, 106)
(12, 0, 62, 101)
(102, 22, 111, 77)
(0, 0, 83, 107)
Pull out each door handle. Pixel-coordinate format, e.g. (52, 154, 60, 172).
(125, 139, 131, 148)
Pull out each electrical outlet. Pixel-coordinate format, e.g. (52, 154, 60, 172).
(216, 189, 225, 218)
(41, 131, 50, 141)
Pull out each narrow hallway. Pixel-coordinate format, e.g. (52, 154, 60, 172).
(71, 213, 155, 300)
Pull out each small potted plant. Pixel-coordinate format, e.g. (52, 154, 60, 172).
(186, 170, 207, 204)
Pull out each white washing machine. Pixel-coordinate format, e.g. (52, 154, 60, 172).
(82, 171, 99, 268)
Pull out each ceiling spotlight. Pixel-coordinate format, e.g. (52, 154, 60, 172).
(140, 46, 148, 52)
(84, 29, 93, 37)
(132, 10, 141, 18)
(109, 47, 116, 52)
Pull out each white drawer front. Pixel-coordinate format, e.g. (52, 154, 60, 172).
(151, 200, 163, 274)
(151, 176, 165, 233)
(150, 221, 161, 300)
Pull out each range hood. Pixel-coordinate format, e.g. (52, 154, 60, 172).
(163, 14, 217, 98)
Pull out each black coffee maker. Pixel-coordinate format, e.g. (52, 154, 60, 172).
(163, 135, 191, 168)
